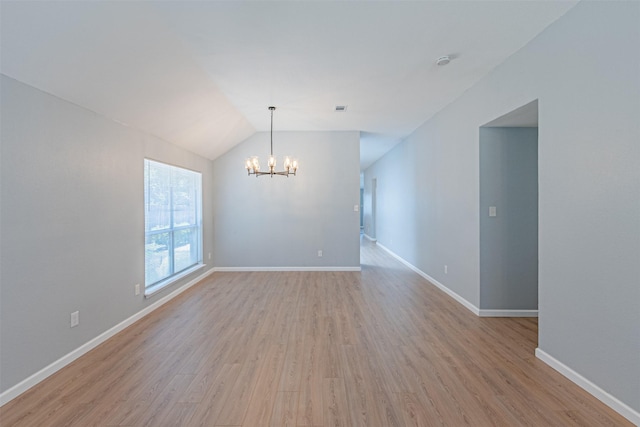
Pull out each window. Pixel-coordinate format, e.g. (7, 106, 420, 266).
(144, 159, 202, 292)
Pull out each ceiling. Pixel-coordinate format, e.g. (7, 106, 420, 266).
(0, 1, 577, 169)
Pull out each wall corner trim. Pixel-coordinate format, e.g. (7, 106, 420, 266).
(535, 348, 640, 425)
(376, 243, 480, 316)
(0, 267, 216, 407)
(363, 234, 377, 242)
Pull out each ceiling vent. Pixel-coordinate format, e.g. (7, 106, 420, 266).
(335, 105, 347, 112)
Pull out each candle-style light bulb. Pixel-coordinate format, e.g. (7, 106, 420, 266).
(251, 156, 260, 172)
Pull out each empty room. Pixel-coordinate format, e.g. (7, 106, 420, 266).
(1, 1, 638, 426)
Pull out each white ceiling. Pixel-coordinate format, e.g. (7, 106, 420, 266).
(0, 1, 577, 169)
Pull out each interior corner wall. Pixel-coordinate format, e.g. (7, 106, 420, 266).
(0, 75, 215, 394)
(363, 0, 639, 415)
(212, 131, 360, 268)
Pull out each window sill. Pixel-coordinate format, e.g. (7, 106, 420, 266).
(144, 263, 206, 298)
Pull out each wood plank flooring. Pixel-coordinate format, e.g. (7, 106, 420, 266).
(1, 239, 632, 426)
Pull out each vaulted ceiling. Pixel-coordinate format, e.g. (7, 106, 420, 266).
(1, 1, 577, 169)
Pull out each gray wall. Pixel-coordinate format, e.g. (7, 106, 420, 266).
(364, 1, 639, 413)
(479, 127, 538, 310)
(362, 177, 377, 239)
(213, 131, 360, 268)
(0, 75, 215, 392)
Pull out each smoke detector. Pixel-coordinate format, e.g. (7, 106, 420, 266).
(436, 56, 451, 66)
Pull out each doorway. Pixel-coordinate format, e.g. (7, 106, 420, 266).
(479, 100, 539, 316)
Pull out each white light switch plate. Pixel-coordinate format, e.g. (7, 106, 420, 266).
(489, 206, 497, 217)
(70, 311, 79, 328)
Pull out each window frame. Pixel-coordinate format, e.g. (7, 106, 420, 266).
(144, 158, 203, 296)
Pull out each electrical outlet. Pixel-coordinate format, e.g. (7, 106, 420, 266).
(318, 250, 323, 257)
(208, 252, 211, 260)
(135, 283, 140, 296)
(354, 204, 359, 212)
(70, 311, 79, 328)
(444, 265, 448, 274)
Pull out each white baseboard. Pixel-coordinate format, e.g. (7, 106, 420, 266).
(376, 242, 637, 424)
(535, 348, 640, 426)
(214, 266, 361, 272)
(478, 309, 538, 317)
(376, 243, 480, 316)
(0, 267, 216, 406)
(376, 244, 540, 319)
(363, 233, 377, 242)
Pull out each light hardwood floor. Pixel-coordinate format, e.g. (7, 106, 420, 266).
(1, 239, 631, 426)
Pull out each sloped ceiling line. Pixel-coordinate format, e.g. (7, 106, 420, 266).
(0, 0, 578, 168)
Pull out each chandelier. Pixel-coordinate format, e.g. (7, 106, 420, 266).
(245, 106, 298, 177)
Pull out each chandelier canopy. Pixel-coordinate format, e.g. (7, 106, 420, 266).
(245, 106, 298, 177)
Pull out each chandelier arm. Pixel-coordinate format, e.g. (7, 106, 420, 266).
(249, 169, 294, 177)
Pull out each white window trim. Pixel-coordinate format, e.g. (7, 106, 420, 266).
(144, 158, 203, 291)
(144, 263, 206, 298)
